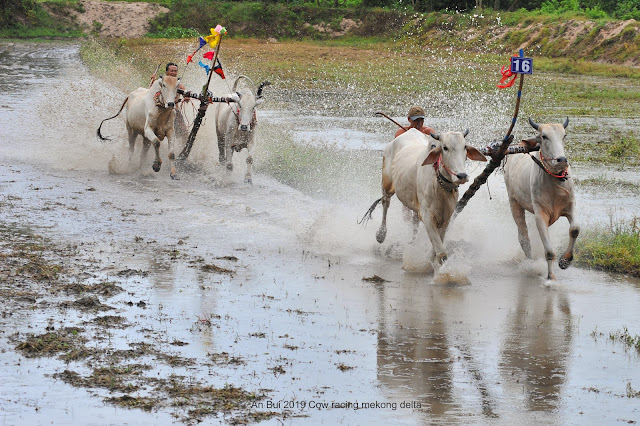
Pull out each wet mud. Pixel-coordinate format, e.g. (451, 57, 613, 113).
(1, 42, 640, 425)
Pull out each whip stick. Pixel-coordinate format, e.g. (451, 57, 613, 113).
(178, 36, 224, 161)
(375, 112, 407, 131)
(453, 73, 525, 218)
(149, 63, 161, 88)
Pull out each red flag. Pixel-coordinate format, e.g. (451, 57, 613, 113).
(203, 51, 214, 60)
(497, 56, 518, 89)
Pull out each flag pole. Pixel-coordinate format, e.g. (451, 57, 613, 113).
(177, 34, 224, 162)
(452, 61, 527, 219)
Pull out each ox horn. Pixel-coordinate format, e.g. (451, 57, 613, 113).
(257, 80, 271, 98)
(232, 75, 255, 92)
(462, 129, 469, 138)
(563, 116, 569, 129)
(528, 117, 540, 130)
(429, 132, 440, 140)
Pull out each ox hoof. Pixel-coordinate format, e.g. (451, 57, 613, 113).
(152, 161, 162, 173)
(376, 229, 386, 244)
(244, 176, 252, 185)
(170, 174, 179, 180)
(559, 255, 573, 270)
(436, 253, 448, 265)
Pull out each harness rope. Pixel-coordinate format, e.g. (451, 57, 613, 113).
(154, 90, 166, 108)
(433, 157, 459, 193)
(529, 152, 569, 181)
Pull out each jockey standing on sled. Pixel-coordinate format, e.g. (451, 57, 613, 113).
(152, 63, 189, 142)
(394, 105, 436, 138)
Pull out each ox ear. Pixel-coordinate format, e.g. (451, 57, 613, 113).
(520, 137, 539, 148)
(466, 145, 487, 162)
(421, 146, 442, 166)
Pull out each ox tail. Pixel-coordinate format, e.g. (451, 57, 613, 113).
(96, 97, 128, 141)
(358, 197, 382, 226)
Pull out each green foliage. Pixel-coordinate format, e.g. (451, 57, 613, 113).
(614, 0, 640, 20)
(540, 0, 579, 14)
(584, 6, 608, 19)
(576, 218, 640, 277)
(1, 0, 38, 28)
(0, 0, 83, 38)
(607, 131, 640, 163)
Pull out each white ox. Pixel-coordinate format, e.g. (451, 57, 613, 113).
(215, 75, 270, 184)
(364, 128, 486, 266)
(504, 117, 579, 280)
(97, 76, 181, 179)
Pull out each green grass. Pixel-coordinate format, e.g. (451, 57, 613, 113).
(576, 218, 640, 277)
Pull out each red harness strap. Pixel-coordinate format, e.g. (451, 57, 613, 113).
(530, 153, 569, 181)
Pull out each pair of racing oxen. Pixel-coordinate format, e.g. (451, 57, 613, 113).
(366, 117, 578, 281)
(97, 73, 269, 184)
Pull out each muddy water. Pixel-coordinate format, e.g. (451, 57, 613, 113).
(1, 42, 640, 425)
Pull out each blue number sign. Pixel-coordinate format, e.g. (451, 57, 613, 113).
(511, 56, 533, 74)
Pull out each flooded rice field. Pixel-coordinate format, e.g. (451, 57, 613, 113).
(1, 42, 640, 425)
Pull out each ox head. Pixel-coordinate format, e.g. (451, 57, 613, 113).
(231, 76, 271, 132)
(421, 130, 487, 185)
(156, 75, 180, 109)
(528, 117, 570, 174)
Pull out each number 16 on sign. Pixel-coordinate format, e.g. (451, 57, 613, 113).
(511, 56, 533, 74)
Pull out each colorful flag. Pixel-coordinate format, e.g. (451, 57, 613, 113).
(198, 60, 210, 75)
(198, 37, 207, 49)
(203, 51, 214, 60)
(213, 58, 225, 79)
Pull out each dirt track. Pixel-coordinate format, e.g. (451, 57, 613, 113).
(66, 0, 168, 37)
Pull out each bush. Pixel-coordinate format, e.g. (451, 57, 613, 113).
(614, 0, 640, 20)
(584, 6, 609, 19)
(540, 0, 579, 14)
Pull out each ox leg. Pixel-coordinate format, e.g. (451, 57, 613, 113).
(509, 199, 532, 259)
(127, 127, 137, 163)
(533, 210, 555, 280)
(152, 139, 162, 173)
(224, 131, 234, 173)
(140, 137, 152, 169)
(245, 153, 253, 184)
(217, 134, 226, 164)
(402, 206, 420, 241)
(376, 194, 391, 244)
(167, 129, 177, 180)
(559, 211, 580, 270)
(143, 124, 162, 173)
(423, 212, 447, 265)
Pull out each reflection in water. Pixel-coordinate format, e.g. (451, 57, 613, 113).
(500, 280, 572, 411)
(375, 281, 500, 420)
(375, 275, 572, 420)
(376, 284, 454, 415)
